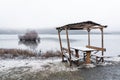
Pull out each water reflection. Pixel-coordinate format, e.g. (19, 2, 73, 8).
(18, 41, 40, 51)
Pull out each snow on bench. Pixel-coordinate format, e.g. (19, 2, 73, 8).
(91, 54, 111, 58)
(63, 53, 81, 61)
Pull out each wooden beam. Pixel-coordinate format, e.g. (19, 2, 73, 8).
(86, 45, 106, 51)
(101, 28, 104, 54)
(58, 30, 64, 62)
(100, 28, 104, 62)
(87, 28, 91, 46)
(65, 28, 72, 66)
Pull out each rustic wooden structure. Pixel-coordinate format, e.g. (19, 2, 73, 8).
(56, 21, 107, 66)
(19, 30, 40, 42)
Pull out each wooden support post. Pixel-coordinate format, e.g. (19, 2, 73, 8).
(58, 30, 64, 62)
(100, 28, 104, 62)
(65, 28, 72, 66)
(85, 51, 91, 64)
(87, 28, 91, 46)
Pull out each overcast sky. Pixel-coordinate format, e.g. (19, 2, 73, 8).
(0, 0, 120, 31)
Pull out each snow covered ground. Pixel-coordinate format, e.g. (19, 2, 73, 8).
(0, 56, 120, 72)
(0, 57, 78, 73)
(0, 57, 120, 80)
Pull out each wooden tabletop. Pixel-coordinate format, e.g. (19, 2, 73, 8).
(71, 46, 96, 52)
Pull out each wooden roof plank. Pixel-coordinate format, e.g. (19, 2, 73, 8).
(56, 21, 107, 30)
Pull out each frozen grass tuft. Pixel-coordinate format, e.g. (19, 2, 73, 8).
(41, 50, 61, 58)
(0, 48, 36, 59)
(0, 48, 61, 59)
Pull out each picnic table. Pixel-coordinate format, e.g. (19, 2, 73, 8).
(71, 46, 96, 64)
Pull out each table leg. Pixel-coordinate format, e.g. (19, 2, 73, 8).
(83, 52, 86, 61)
(75, 49, 79, 58)
(85, 51, 91, 64)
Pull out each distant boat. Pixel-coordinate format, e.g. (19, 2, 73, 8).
(18, 30, 40, 42)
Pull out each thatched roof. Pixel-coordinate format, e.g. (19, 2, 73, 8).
(56, 21, 107, 30)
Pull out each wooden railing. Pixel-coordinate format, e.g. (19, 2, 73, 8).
(86, 45, 106, 51)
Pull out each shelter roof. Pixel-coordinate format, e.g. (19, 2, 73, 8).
(56, 21, 107, 30)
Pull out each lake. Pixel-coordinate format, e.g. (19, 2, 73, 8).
(0, 34, 120, 56)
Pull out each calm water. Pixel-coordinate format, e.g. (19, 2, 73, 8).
(0, 34, 120, 80)
(0, 34, 120, 56)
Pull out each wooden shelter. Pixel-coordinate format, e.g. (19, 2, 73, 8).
(56, 21, 107, 66)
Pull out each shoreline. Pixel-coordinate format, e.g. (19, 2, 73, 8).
(0, 57, 120, 80)
(0, 48, 120, 80)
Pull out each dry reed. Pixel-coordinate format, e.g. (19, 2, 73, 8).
(0, 48, 36, 58)
(41, 50, 61, 58)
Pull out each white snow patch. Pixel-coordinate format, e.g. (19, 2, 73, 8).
(1, 56, 120, 72)
(96, 62, 113, 66)
(106, 57, 120, 62)
(0, 58, 78, 72)
(78, 63, 96, 69)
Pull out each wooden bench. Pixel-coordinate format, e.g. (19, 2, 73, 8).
(62, 48, 80, 61)
(62, 47, 81, 66)
(63, 52, 81, 61)
(91, 54, 103, 63)
(91, 54, 111, 63)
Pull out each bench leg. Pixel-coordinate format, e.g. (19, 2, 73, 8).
(68, 58, 72, 66)
(96, 56, 104, 64)
(83, 53, 86, 61)
(101, 57, 104, 62)
(96, 56, 99, 64)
